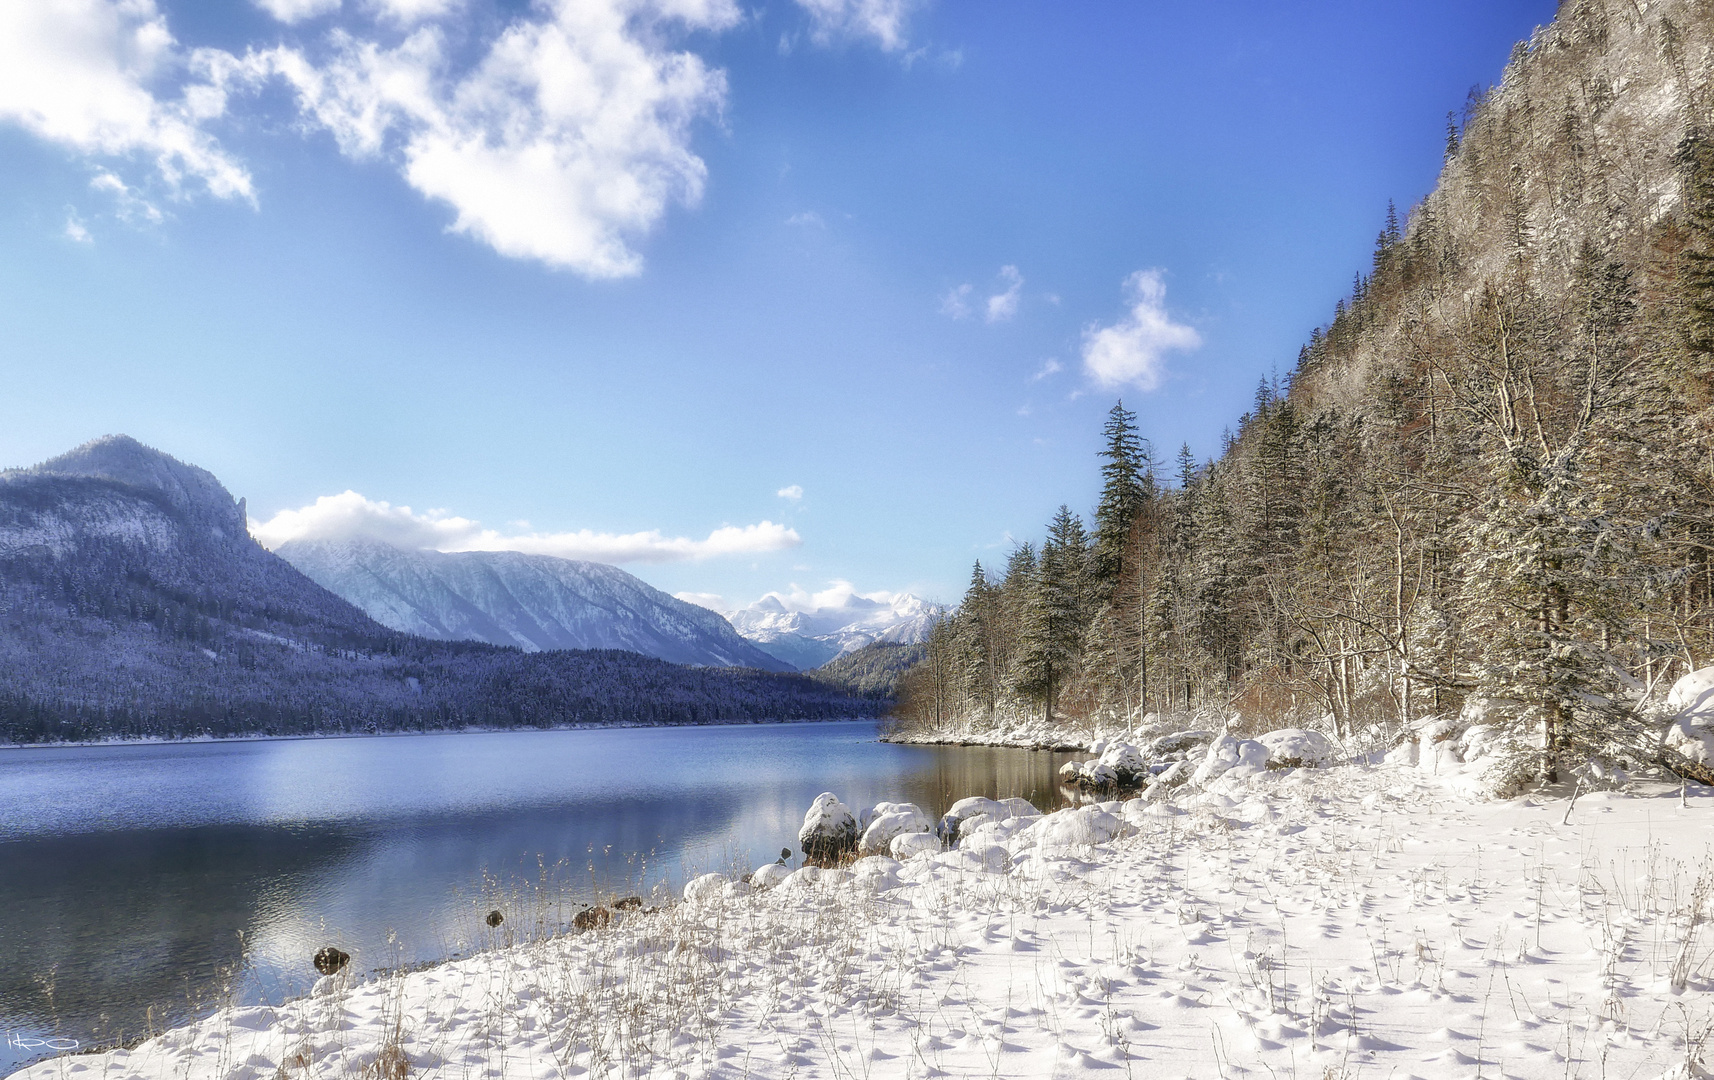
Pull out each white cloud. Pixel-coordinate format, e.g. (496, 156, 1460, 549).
(793, 0, 919, 51)
(754, 579, 902, 614)
(939, 282, 972, 319)
(776, 484, 803, 500)
(785, 210, 823, 228)
(0, 0, 252, 201)
(4, 0, 736, 276)
(369, 0, 458, 25)
(1081, 269, 1201, 391)
(675, 591, 726, 611)
(63, 213, 92, 243)
(253, 0, 340, 24)
(233, 0, 738, 276)
(1030, 358, 1061, 381)
(985, 264, 1022, 323)
(91, 170, 163, 222)
(251, 490, 800, 564)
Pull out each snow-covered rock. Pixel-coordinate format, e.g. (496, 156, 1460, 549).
(1255, 728, 1337, 768)
(750, 863, 791, 890)
(683, 873, 728, 904)
(849, 856, 904, 892)
(997, 797, 1041, 820)
(1665, 666, 1714, 718)
(858, 802, 932, 856)
(1664, 667, 1714, 765)
(1147, 730, 1217, 758)
(1023, 806, 1123, 851)
(890, 832, 942, 860)
(1190, 735, 1270, 787)
(798, 793, 857, 863)
(938, 796, 1006, 841)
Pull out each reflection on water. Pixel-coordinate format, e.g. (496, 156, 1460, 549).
(0, 721, 1076, 1074)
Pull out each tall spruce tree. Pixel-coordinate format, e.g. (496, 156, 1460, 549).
(1091, 402, 1153, 605)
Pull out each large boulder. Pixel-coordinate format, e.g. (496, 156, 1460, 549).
(683, 873, 728, 904)
(1666, 667, 1714, 719)
(858, 802, 933, 856)
(1026, 806, 1123, 851)
(891, 831, 943, 859)
(1146, 730, 1217, 759)
(1097, 740, 1148, 780)
(938, 796, 1007, 842)
(751, 863, 791, 890)
(798, 792, 857, 865)
(1665, 668, 1714, 765)
(1190, 735, 1270, 787)
(1255, 728, 1337, 769)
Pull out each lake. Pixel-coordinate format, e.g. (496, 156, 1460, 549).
(0, 720, 1077, 1074)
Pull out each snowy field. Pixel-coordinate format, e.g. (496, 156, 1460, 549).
(10, 764, 1713, 1080)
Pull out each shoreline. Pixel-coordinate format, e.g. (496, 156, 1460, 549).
(15, 761, 1707, 1080)
(0, 713, 886, 751)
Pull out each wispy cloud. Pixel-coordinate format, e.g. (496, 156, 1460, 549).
(776, 484, 804, 500)
(91, 171, 163, 223)
(939, 282, 973, 319)
(785, 211, 824, 228)
(985, 264, 1022, 323)
(63, 213, 92, 244)
(252, 0, 340, 23)
(674, 591, 726, 611)
(1030, 358, 1061, 381)
(791, 0, 921, 52)
(1081, 269, 1201, 391)
(251, 490, 800, 564)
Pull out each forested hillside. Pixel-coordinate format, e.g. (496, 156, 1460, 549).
(895, 0, 1714, 786)
(0, 437, 867, 743)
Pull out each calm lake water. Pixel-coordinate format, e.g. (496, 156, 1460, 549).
(0, 720, 1076, 1073)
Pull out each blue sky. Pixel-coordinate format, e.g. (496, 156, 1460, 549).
(0, 0, 1556, 613)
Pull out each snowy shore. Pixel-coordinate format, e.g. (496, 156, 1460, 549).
(13, 760, 1713, 1080)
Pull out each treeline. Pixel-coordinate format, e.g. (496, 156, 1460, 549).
(0, 479, 869, 744)
(896, 0, 1714, 785)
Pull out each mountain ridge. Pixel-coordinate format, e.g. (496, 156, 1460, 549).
(0, 437, 865, 742)
(277, 537, 792, 671)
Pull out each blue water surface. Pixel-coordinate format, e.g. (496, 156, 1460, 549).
(0, 720, 1075, 1073)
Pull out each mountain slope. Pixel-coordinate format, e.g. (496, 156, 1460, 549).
(0, 437, 864, 742)
(892, 0, 1714, 786)
(725, 593, 943, 669)
(276, 538, 792, 671)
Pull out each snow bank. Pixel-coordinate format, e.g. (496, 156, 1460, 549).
(29, 762, 1714, 1080)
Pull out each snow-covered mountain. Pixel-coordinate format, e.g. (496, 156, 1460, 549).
(724, 592, 944, 670)
(277, 538, 792, 671)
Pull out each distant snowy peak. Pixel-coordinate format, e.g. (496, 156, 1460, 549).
(278, 538, 793, 671)
(724, 592, 945, 670)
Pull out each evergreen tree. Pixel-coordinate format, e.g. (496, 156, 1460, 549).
(1091, 401, 1153, 605)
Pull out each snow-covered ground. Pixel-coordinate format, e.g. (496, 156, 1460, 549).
(14, 759, 1713, 1080)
